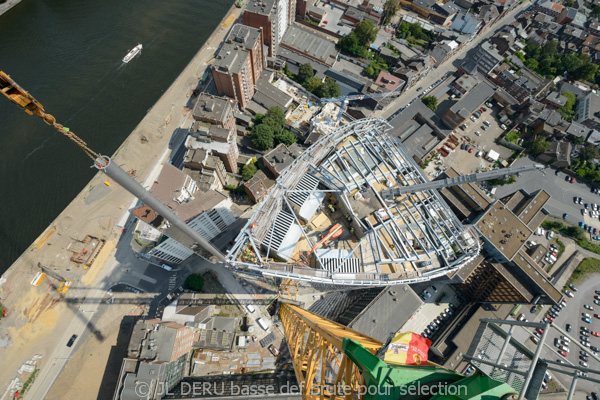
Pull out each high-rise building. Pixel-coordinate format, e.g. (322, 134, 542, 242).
(212, 24, 265, 108)
(242, 0, 295, 56)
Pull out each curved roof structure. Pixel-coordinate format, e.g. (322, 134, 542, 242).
(227, 118, 480, 286)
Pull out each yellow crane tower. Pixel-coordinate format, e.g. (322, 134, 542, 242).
(280, 303, 521, 400)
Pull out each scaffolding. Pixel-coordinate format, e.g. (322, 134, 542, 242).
(226, 119, 481, 287)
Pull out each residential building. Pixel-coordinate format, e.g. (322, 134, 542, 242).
(242, 0, 295, 56)
(536, 140, 572, 168)
(192, 93, 236, 132)
(129, 164, 235, 264)
(472, 41, 504, 75)
(542, 92, 568, 110)
(244, 169, 271, 202)
(575, 91, 600, 131)
(212, 24, 264, 108)
(112, 319, 195, 400)
(450, 12, 482, 35)
(264, 143, 298, 177)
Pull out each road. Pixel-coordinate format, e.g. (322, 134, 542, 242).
(495, 156, 600, 232)
(376, 0, 531, 121)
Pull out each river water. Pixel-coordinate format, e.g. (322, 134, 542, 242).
(0, 0, 231, 274)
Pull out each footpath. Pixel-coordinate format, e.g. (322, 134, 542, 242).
(0, 3, 243, 396)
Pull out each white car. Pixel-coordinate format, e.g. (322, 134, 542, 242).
(475, 131, 481, 136)
(470, 116, 477, 122)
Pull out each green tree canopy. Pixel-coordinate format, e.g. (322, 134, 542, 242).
(382, 0, 399, 25)
(354, 19, 378, 47)
(251, 124, 274, 150)
(263, 107, 286, 131)
(580, 144, 600, 162)
(422, 96, 438, 111)
(241, 162, 258, 180)
(304, 76, 323, 93)
(557, 90, 576, 121)
(526, 138, 550, 155)
(338, 31, 367, 58)
(275, 129, 297, 146)
(316, 77, 341, 98)
(185, 274, 204, 291)
(297, 63, 314, 84)
(573, 63, 599, 81)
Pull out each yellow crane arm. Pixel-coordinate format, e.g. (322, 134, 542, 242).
(0, 71, 99, 161)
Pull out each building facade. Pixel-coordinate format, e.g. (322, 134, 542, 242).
(212, 24, 265, 108)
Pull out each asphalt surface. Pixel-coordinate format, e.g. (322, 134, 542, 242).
(495, 157, 600, 233)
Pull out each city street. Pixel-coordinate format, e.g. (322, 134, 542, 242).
(377, 0, 531, 121)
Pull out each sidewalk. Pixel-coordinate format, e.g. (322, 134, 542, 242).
(0, 0, 22, 17)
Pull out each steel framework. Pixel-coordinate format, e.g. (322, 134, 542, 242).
(280, 303, 521, 400)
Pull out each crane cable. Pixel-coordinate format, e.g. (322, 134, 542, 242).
(0, 71, 100, 162)
(39, 112, 100, 161)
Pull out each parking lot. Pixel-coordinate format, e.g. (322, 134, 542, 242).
(519, 277, 600, 395)
(401, 284, 463, 342)
(495, 157, 600, 238)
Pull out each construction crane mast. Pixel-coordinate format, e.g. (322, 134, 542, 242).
(0, 71, 226, 263)
(280, 303, 520, 400)
(382, 164, 546, 199)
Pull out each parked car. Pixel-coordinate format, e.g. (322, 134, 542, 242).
(584, 317, 593, 324)
(559, 350, 568, 357)
(571, 177, 576, 183)
(569, 283, 578, 292)
(563, 213, 569, 219)
(565, 290, 575, 298)
(268, 344, 280, 356)
(566, 323, 572, 332)
(67, 334, 77, 347)
(585, 304, 594, 310)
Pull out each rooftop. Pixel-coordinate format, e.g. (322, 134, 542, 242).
(280, 24, 338, 66)
(193, 93, 233, 124)
(226, 119, 480, 286)
(245, 0, 276, 16)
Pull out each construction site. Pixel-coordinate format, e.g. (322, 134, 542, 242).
(226, 118, 481, 286)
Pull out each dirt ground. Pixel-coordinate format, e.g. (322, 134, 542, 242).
(45, 299, 143, 400)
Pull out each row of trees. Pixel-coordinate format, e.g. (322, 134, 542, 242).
(250, 107, 296, 151)
(519, 41, 598, 82)
(284, 63, 341, 98)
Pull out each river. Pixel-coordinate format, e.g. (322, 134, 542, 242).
(0, 0, 231, 274)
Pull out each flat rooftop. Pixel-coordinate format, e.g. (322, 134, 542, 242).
(280, 24, 338, 66)
(226, 119, 480, 286)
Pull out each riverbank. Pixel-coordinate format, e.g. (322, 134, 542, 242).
(0, 0, 22, 17)
(0, 3, 242, 396)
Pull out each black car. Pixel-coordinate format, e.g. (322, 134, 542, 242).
(581, 355, 589, 362)
(582, 327, 591, 333)
(591, 345, 600, 352)
(592, 392, 599, 400)
(67, 334, 78, 347)
(530, 305, 538, 313)
(596, 290, 600, 295)
(566, 324, 572, 332)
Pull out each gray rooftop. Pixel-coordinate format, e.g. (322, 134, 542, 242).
(213, 42, 250, 75)
(245, 0, 276, 16)
(254, 77, 293, 110)
(280, 24, 338, 66)
(348, 285, 423, 342)
(193, 93, 232, 124)
(227, 24, 261, 50)
(265, 143, 297, 173)
(449, 78, 496, 116)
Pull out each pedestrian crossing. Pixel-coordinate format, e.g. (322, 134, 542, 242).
(168, 274, 177, 290)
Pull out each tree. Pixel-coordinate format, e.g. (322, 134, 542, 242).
(574, 136, 585, 145)
(338, 32, 366, 58)
(541, 40, 558, 57)
(316, 77, 341, 98)
(251, 124, 274, 150)
(573, 63, 599, 81)
(580, 144, 600, 162)
(565, 0, 574, 6)
(275, 129, 297, 146)
(422, 96, 438, 111)
(304, 77, 322, 93)
(591, 4, 600, 19)
(241, 162, 258, 180)
(297, 63, 314, 84)
(253, 113, 264, 125)
(184, 274, 204, 291)
(557, 90, 576, 121)
(364, 56, 388, 78)
(354, 19, 378, 47)
(263, 107, 286, 131)
(382, 0, 399, 25)
(525, 58, 538, 71)
(526, 138, 550, 155)
(283, 62, 294, 79)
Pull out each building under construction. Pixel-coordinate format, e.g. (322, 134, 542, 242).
(227, 118, 480, 286)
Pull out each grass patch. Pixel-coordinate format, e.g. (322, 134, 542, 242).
(0, 303, 5, 320)
(21, 368, 40, 394)
(567, 257, 600, 286)
(505, 131, 521, 144)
